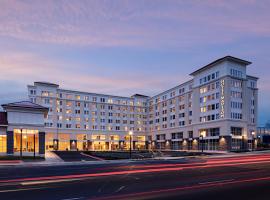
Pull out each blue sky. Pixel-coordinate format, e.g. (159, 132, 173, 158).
(0, 0, 269, 125)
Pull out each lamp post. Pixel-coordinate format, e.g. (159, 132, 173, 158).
(242, 135, 245, 151)
(251, 131, 255, 151)
(200, 134, 204, 153)
(20, 128, 23, 159)
(129, 131, 133, 159)
(33, 133, 36, 159)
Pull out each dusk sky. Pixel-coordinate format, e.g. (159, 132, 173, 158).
(0, 0, 269, 125)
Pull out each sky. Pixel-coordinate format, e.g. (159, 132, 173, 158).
(0, 0, 269, 126)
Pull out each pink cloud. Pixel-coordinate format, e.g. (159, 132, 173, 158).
(0, 51, 187, 96)
(0, 0, 269, 48)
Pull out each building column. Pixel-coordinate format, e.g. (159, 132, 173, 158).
(7, 131, 14, 155)
(133, 141, 136, 150)
(165, 140, 171, 150)
(87, 140, 92, 151)
(219, 136, 232, 151)
(70, 140, 77, 151)
(119, 140, 124, 150)
(241, 136, 248, 151)
(39, 132, 45, 156)
(145, 141, 149, 150)
(53, 139, 59, 150)
(182, 140, 188, 150)
(192, 138, 199, 151)
(106, 142, 110, 151)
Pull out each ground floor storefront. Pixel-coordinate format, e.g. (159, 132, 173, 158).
(45, 133, 147, 151)
(0, 129, 46, 157)
(152, 136, 257, 152)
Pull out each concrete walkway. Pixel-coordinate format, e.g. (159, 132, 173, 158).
(45, 151, 64, 163)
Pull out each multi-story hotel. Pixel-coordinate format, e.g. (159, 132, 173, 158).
(0, 56, 259, 156)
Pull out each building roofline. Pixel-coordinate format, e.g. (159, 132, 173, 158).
(131, 94, 149, 98)
(34, 82, 59, 88)
(150, 79, 193, 100)
(190, 56, 252, 76)
(58, 88, 141, 100)
(247, 75, 259, 80)
(1, 101, 49, 112)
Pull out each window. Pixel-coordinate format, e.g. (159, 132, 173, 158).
(230, 69, 243, 78)
(188, 131, 193, 138)
(179, 113, 185, 118)
(100, 98, 105, 103)
(209, 128, 220, 136)
(179, 121, 185, 126)
(231, 127, 242, 136)
(172, 132, 183, 139)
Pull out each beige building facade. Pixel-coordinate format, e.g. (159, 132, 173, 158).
(27, 56, 258, 152)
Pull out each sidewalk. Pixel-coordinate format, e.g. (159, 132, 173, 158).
(0, 150, 269, 168)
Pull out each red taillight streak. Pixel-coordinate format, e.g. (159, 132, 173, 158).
(1, 158, 270, 184)
(118, 156, 270, 170)
(0, 167, 184, 183)
(90, 175, 270, 200)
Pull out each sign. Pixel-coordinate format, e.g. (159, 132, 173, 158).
(220, 79, 225, 118)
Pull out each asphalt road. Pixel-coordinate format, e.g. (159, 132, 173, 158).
(1, 153, 270, 200)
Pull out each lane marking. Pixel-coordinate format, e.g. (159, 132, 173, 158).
(115, 186, 125, 193)
(61, 197, 84, 200)
(0, 186, 45, 193)
(199, 179, 235, 185)
(20, 178, 82, 186)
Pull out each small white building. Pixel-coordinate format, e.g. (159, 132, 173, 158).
(0, 101, 48, 157)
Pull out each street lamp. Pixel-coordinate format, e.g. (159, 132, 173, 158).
(129, 131, 133, 159)
(20, 128, 23, 159)
(251, 131, 255, 151)
(33, 132, 36, 159)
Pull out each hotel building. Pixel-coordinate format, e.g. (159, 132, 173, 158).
(0, 55, 259, 156)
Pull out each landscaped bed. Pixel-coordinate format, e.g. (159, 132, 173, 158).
(83, 151, 154, 160)
(83, 150, 216, 160)
(0, 156, 45, 161)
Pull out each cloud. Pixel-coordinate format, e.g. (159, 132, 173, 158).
(0, 50, 187, 98)
(0, 0, 269, 48)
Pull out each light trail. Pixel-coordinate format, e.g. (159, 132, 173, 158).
(89, 175, 270, 200)
(117, 155, 270, 170)
(1, 156, 270, 185)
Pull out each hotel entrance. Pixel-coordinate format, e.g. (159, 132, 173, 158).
(93, 141, 107, 151)
(13, 129, 39, 155)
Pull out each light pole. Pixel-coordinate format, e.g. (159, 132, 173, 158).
(20, 128, 23, 159)
(33, 133, 36, 159)
(129, 131, 133, 159)
(251, 131, 255, 151)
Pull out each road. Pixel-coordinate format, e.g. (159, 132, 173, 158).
(1, 152, 270, 200)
